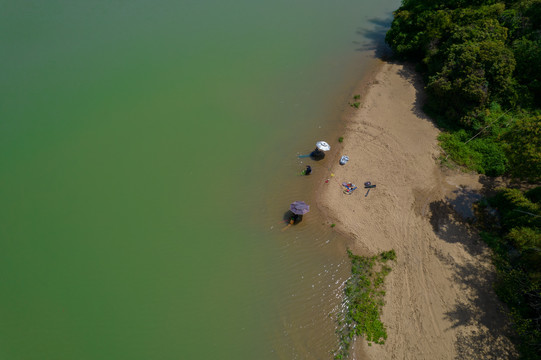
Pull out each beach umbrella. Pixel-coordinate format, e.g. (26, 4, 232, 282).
(290, 201, 310, 215)
(316, 141, 331, 151)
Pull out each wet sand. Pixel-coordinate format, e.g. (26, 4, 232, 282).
(317, 61, 518, 359)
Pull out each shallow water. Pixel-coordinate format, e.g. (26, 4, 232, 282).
(0, 1, 399, 358)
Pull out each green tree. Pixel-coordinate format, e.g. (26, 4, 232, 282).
(502, 115, 541, 181)
(513, 38, 541, 105)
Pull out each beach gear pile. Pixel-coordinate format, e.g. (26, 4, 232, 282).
(342, 182, 357, 195)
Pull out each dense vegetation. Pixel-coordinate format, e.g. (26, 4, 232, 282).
(386, 0, 541, 181)
(386, 0, 541, 357)
(333, 250, 396, 359)
(479, 187, 541, 359)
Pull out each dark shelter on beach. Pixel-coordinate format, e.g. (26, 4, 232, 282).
(289, 213, 303, 224)
(288, 201, 310, 224)
(310, 141, 330, 160)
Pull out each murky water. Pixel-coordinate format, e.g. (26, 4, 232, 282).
(0, 1, 400, 358)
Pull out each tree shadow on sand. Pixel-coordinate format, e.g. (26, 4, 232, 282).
(428, 200, 483, 257)
(444, 262, 517, 360)
(356, 18, 438, 126)
(395, 64, 435, 122)
(428, 190, 519, 359)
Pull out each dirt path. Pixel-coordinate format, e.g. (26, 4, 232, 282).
(318, 62, 517, 359)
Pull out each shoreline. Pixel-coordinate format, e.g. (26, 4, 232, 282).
(317, 61, 518, 359)
(315, 58, 387, 256)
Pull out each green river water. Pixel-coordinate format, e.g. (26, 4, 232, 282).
(0, 1, 400, 359)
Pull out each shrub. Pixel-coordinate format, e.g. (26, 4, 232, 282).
(439, 131, 484, 171)
(469, 138, 507, 176)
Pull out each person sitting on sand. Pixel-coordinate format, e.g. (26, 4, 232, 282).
(305, 165, 312, 175)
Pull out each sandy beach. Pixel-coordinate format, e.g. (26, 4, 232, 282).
(318, 61, 518, 359)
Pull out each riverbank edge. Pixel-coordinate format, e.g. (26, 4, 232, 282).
(314, 59, 518, 359)
(314, 58, 389, 359)
(314, 58, 386, 255)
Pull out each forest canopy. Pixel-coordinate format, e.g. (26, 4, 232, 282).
(386, 0, 541, 181)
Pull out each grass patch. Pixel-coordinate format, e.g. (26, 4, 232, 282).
(350, 102, 360, 109)
(437, 130, 508, 176)
(353, 94, 361, 100)
(333, 249, 396, 359)
(338, 137, 344, 143)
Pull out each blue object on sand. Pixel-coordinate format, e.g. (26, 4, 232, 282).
(340, 155, 349, 165)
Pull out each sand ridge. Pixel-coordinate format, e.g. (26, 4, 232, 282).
(317, 62, 518, 359)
